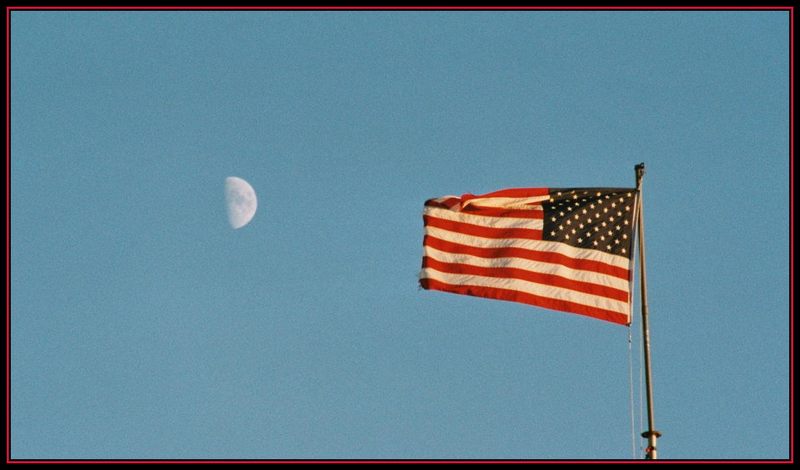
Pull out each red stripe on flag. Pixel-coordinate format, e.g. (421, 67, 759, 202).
(420, 278, 630, 326)
(424, 197, 461, 209)
(423, 215, 543, 241)
(422, 256, 629, 302)
(459, 206, 544, 218)
(423, 235, 629, 280)
(462, 188, 550, 199)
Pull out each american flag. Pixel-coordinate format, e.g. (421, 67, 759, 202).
(420, 187, 639, 325)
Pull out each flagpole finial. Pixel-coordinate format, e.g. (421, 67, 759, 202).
(635, 162, 646, 178)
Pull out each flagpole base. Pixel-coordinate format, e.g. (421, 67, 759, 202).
(641, 430, 661, 460)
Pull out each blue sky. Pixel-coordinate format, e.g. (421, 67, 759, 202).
(9, 10, 790, 460)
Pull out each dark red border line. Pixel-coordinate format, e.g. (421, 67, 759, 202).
(5, 5, 794, 465)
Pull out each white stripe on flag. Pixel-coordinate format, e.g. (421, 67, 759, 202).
(461, 195, 551, 209)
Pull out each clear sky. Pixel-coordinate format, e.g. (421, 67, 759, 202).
(9, 9, 790, 460)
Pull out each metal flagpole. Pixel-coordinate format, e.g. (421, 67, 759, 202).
(635, 163, 661, 459)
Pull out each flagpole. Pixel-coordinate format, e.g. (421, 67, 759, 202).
(635, 163, 661, 460)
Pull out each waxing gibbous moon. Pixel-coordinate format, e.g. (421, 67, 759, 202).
(225, 176, 257, 229)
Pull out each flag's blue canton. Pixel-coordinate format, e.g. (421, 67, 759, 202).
(542, 188, 637, 258)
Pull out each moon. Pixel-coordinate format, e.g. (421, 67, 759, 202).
(225, 176, 257, 229)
